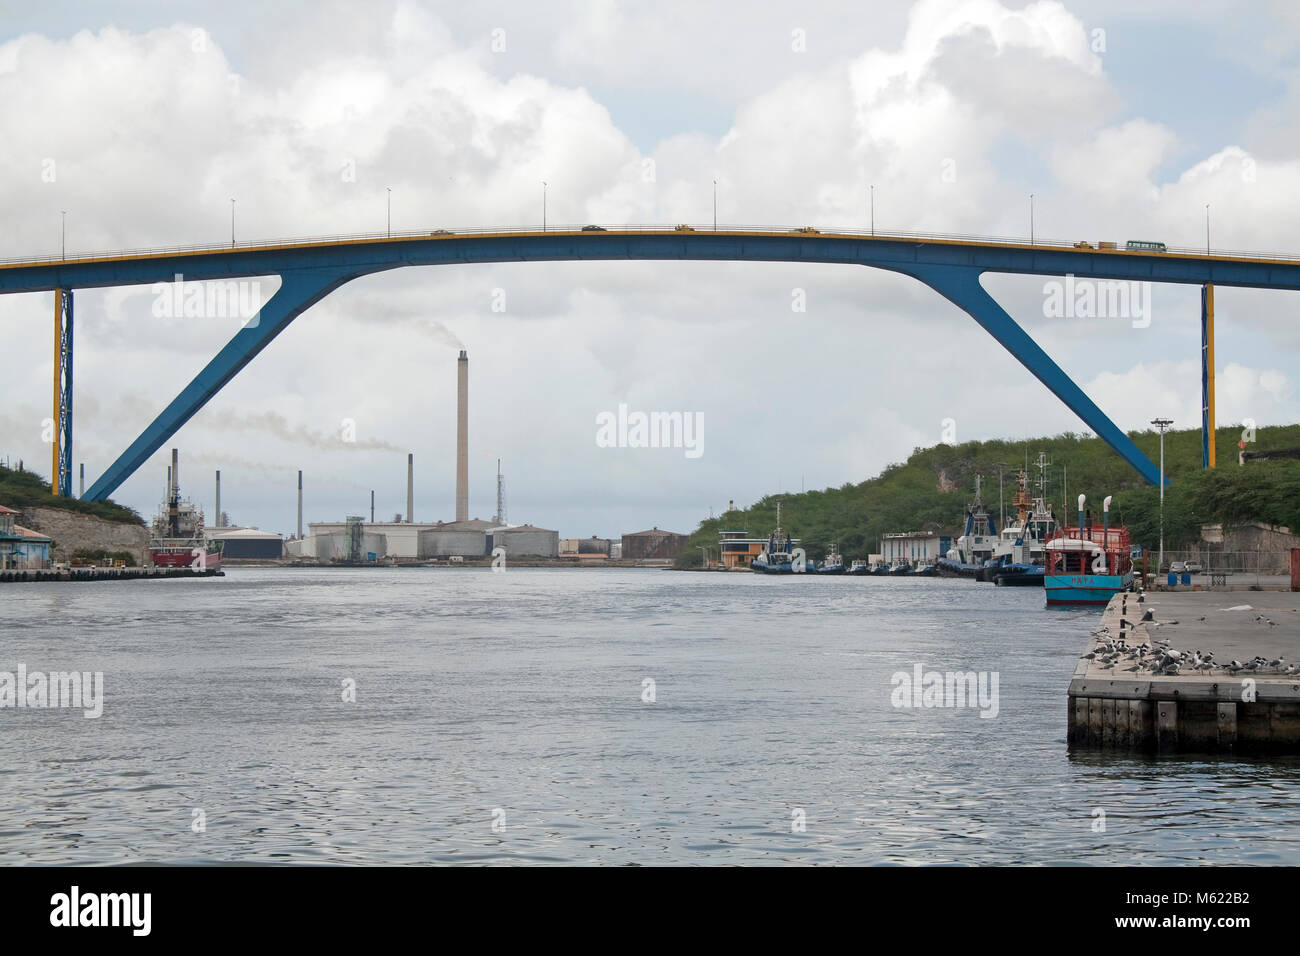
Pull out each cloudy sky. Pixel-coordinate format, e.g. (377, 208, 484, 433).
(2, 0, 1298, 538)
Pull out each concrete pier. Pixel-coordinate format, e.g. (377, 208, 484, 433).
(1067, 589, 1300, 754)
(0, 566, 223, 583)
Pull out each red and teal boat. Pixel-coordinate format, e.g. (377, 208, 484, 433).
(1044, 495, 1132, 606)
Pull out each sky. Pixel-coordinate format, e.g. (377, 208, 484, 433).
(1, 0, 1299, 539)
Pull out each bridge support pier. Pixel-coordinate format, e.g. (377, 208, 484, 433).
(1202, 284, 1216, 468)
(898, 264, 1164, 486)
(51, 289, 74, 496)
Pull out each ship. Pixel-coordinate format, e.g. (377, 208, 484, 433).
(936, 475, 998, 577)
(751, 503, 805, 574)
(848, 559, 870, 575)
(1044, 495, 1133, 606)
(148, 449, 223, 571)
(818, 544, 845, 575)
(979, 458, 1058, 586)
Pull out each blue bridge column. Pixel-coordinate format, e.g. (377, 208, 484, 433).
(897, 263, 1164, 486)
(84, 267, 360, 501)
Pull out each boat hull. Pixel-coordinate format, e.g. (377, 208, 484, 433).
(150, 547, 222, 571)
(1044, 571, 1131, 605)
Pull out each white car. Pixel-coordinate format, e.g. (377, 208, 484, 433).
(1169, 561, 1188, 574)
(1185, 561, 1203, 574)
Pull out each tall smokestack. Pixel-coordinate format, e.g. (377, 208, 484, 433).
(407, 453, 414, 523)
(215, 470, 221, 528)
(297, 470, 303, 539)
(456, 349, 468, 522)
(171, 447, 179, 499)
(370, 489, 375, 523)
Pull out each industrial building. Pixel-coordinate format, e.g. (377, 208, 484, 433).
(418, 519, 496, 558)
(309, 520, 424, 557)
(718, 529, 792, 570)
(0, 504, 51, 570)
(622, 527, 687, 562)
(205, 527, 284, 560)
(879, 532, 943, 564)
(492, 524, 559, 558)
(559, 536, 613, 560)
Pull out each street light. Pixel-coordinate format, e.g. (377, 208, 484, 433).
(991, 462, 1007, 529)
(1029, 193, 1035, 245)
(60, 210, 66, 259)
(1151, 417, 1173, 575)
(387, 187, 392, 237)
(713, 179, 717, 231)
(870, 184, 875, 236)
(542, 181, 547, 232)
(1205, 203, 1210, 255)
(230, 198, 236, 247)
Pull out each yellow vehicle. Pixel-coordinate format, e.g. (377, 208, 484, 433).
(1073, 241, 1093, 249)
(674, 224, 695, 232)
(790, 226, 821, 235)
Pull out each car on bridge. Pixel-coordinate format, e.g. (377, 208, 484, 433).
(790, 226, 821, 235)
(1126, 239, 1167, 252)
(674, 224, 695, 232)
(581, 225, 607, 232)
(1073, 241, 1094, 249)
(430, 229, 454, 236)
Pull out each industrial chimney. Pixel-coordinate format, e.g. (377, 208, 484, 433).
(297, 470, 303, 539)
(215, 470, 222, 528)
(407, 453, 414, 523)
(456, 350, 468, 522)
(171, 447, 179, 500)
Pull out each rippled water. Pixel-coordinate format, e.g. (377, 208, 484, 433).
(1, 568, 1296, 865)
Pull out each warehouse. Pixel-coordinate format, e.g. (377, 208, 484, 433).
(207, 527, 284, 560)
(621, 527, 687, 562)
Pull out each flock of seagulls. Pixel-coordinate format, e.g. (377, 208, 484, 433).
(1083, 592, 1297, 677)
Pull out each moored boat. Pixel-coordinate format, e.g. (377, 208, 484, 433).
(1044, 495, 1132, 606)
(148, 449, 223, 571)
(750, 503, 807, 574)
(819, 544, 845, 575)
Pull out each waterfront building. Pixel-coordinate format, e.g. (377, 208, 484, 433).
(0, 504, 51, 569)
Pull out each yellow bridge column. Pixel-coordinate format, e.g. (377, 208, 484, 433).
(51, 289, 63, 494)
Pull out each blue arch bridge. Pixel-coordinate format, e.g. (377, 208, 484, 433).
(3, 223, 1298, 500)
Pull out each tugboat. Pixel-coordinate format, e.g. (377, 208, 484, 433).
(751, 503, 805, 574)
(148, 448, 223, 571)
(848, 559, 870, 575)
(1044, 495, 1133, 606)
(819, 544, 845, 575)
(937, 475, 998, 577)
(981, 461, 1058, 586)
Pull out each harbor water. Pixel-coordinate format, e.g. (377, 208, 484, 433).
(1, 568, 1297, 865)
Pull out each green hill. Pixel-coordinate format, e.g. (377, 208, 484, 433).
(678, 424, 1300, 567)
(0, 462, 144, 525)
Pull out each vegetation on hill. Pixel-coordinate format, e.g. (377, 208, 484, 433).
(677, 424, 1300, 567)
(0, 462, 144, 525)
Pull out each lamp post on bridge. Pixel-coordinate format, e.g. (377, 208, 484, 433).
(1029, 193, 1034, 245)
(1151, 417, 1173, 576)
(387, 187, 392, 238)
(542, 181, 547, 232)
(230, 198, 236, 247)
(1205, 203, 1210, 256)
(60, 210, 66, 259)
(870, 184, 874, 236)
(713, 179, 717, 231)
